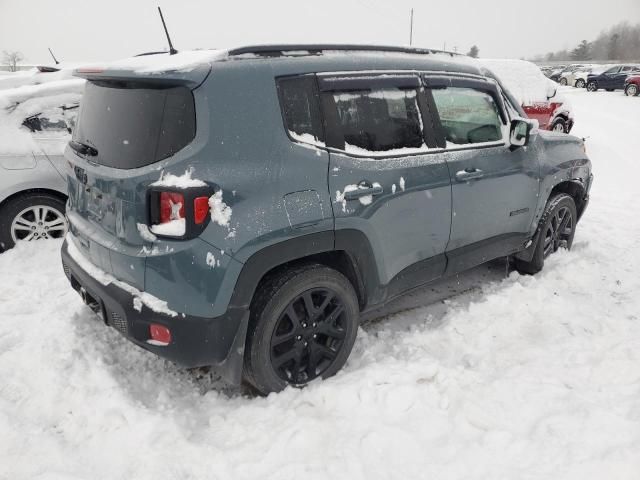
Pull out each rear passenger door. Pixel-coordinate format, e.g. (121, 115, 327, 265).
(424, 75, 540, 273)
(320, 73, 452, 297)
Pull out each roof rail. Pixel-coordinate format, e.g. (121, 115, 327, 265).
(227, 44, 463, 58)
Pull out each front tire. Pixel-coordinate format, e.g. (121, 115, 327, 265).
(559, 77, 568, 86)
(551, 118, 567, 133)
(575, 79, 586, 88)
(586, 81, 598, 92)
(0, 193, 67, 252)
(625, 84, 639, 96)
(515, 194, 577, 275)
(244, 264, 360, 395)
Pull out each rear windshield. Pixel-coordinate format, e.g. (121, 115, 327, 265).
(73, 81, 196, 169)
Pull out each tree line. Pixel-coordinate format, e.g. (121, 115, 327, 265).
(533, 22, 640, 62)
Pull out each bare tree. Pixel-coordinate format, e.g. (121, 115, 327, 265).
(2, 50, 24, 72)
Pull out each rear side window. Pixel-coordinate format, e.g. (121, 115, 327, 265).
(277, 76, 324, 146)
(73, 82, 195, 169)
(331, 88, 425, 154)
(431, 87, 503, 146)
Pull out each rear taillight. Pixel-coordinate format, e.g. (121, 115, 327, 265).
(193, 196, 209, 225)
(148, 185, 215, 239)
(159, 192, 185, 223)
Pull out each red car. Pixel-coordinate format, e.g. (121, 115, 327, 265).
(624, 75, 640, 96)
(481, 59, 574, 134)
(523, 101, 574, 133)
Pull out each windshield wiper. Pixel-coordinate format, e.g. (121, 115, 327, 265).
(69, 140, 98, 157)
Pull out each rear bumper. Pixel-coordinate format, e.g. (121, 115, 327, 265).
(60, 239, 248, 384)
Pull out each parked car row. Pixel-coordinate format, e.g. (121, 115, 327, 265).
(539, 62, 640, 95)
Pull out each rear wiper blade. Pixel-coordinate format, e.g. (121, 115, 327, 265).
(69, 140, 98, 157)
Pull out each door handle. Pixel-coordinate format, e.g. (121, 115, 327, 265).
(455, 168, 484, 182)
(343, 182, 383, 200)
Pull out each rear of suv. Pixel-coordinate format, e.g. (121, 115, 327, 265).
(61, 45, 592, 395)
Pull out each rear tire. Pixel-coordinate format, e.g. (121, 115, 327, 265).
(243, 264, 360, 395)
(625, 84, 639, 96)
(0, 193, 67, 252)
(559, 77, 568, 86)
(514, 194, 577, 275)
(575, 79, 586, 88)
(586, 81, 598, 92)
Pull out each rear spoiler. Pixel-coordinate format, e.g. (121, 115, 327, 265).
(73, 64, 211, 89)
(72, 50, 225, 88)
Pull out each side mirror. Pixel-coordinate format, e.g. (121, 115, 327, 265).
(546, 84, 557, 99)
(509, 118, 533, 150)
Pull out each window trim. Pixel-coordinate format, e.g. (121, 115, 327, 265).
(318, 73, 436, 159)
(275, 73, 327, 149)
(422, 74, 508, 151)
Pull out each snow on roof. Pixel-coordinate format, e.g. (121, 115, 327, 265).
(480, 59, 558, 105)
(0, 79, 84, 108)
(0, 79, 84, 156)
(78, 50, 227, 74)
(0, 65, 82, 91)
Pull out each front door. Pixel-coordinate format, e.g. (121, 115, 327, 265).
(600, 66, 621, 89)
(424, 75, 540, 273)
(320, 72, 452, 302)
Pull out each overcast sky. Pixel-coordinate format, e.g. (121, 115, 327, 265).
(1, 0, 638, 64)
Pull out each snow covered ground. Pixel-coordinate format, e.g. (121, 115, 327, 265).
(1, 88, 639, 480)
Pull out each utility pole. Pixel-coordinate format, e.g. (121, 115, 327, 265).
(409, 8, 414, 46)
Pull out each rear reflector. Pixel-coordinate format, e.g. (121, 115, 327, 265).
(193, 196, 210, 224)
(159, 192, 185, 224)
(149, 324, 172, 345)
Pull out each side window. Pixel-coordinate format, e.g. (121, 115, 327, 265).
(277, 76, 324, 146)
(604, 66, 619, 74)
(431, 87, 503, 146)
(331, 87, 425, 154)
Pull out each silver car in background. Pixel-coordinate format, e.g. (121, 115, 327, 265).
(0, 79, 83, 251)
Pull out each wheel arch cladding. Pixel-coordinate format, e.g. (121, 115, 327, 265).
(549, 180, 588, 220)
(228, 231, 376, 313)
(0, 188, 68, 211)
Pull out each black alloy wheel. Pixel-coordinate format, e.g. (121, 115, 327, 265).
(270, 288, 347, 385)
(541, 205, 573, 258)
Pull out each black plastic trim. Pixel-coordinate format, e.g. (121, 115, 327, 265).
(227, 44, 463, 58)
(61, 239, 248, 384)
